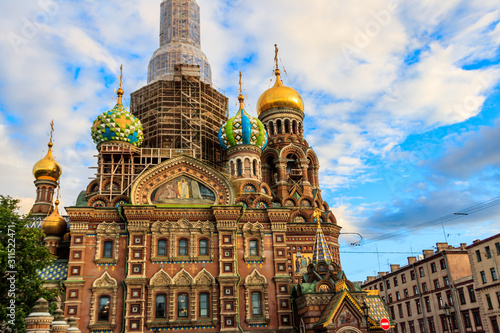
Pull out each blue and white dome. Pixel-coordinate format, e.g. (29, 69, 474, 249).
(218, 95, 268, 150)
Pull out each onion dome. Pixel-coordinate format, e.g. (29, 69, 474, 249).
(41, 200, 67, 237)
(33, 134, 62, 181)
(257, 45, 304, 115)
(91, 67, 144, 147)
(218, 88, 268, 150)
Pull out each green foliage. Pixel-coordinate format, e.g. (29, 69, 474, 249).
(0, 196, 58, 332)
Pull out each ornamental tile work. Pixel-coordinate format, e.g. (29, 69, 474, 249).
(91, 104, 144, 147)
(218, 108, 268, 150)
(37, 260, 68, 281)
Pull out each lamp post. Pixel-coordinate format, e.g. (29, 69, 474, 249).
(361, 301, 371, 333)
(443, 302, 453, 332)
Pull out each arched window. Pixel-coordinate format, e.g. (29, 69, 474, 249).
(178, 239, 188, 256)
(157, 239, 167, 256)
(103, 241, 113, 258)
(251, 292, 262, 316)
(269, 122, 275, 136)
(249, 240, 258, 256)
(284, 119, 290, 133)
(199, 293, 209, 317)
(237, 160, 243, 176)
(178, 294, 188, 318)
(253, 160, 257, 176)
(156, 294, 166, 319)
(98, 296, 110, 321)
(293, 120, 298, 135)
(277, 120, 282, 134)
(199, 239, 208, 256)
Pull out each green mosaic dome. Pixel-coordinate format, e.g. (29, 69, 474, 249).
(91, 101, 144, 147)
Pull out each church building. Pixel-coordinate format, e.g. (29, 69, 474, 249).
(28, 1, 391, 332)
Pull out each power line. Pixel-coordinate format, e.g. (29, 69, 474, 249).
(360, 195, 500, 245)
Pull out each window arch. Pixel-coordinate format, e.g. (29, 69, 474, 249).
(277, 120, 282, 134)
(157, 239, 167, 256)
(178, 293, 188, 318)
(178, 239, 188, 256)
(98, 296, 110, 322)
(103, 241, 113, 258)
(199, 239, 208, 256)
(268, 121, 275, 136)
(237, 160, 243, 176)
(156, 294, 166, 319)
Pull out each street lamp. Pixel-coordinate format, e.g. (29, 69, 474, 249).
(361, 301, 371, 333)
(443, 303, 453, 332)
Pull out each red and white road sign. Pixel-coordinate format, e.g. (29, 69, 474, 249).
(380, 318, 391, 331)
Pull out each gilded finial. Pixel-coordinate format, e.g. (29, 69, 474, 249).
(314, 209, 322, 228)
(117, 64, 124, 105)
(274, 44, 280, 76)
(49, 120, 54, 147)
(238, 71, 244, 108)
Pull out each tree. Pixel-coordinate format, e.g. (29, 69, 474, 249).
(0, 195, 58, 332)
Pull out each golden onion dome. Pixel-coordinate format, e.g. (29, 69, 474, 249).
(33, 142, 62, 181)
(41, 200, 67, 237)
(256, 69, 304, 115)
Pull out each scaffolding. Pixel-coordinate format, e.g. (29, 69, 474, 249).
(131, 65, 228, 169)
(87, 65, 228, 205)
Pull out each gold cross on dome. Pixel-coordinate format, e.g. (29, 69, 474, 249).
(274, 44, 279, 70)
(119, 64, 123, 89)
(49, 120, 54, 144)
(239, 71, 242, 95)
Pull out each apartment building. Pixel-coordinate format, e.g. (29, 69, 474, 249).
(467, 234, 500, 333)
(362, 242, 485, 333)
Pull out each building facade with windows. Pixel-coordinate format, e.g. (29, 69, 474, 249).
(362, 242, 486, 333)
(25, 1, 395, 332)
(467, 234, 500, 333)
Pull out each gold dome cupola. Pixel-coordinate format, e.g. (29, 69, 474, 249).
(33, 120, 62, 182)
(257, 45, 304, 116)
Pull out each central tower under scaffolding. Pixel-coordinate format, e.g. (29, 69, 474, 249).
(130, 65, 228, 167)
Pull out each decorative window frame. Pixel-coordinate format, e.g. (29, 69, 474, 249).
(146, 268, 217, 328)
(244, 269, 270, 325)
(89, 272, 118, 331)
(151, 219, 214, 262)
(242, 222, 265, 262)
(146, 269, 173, 326)
(95, 222, 120, 264)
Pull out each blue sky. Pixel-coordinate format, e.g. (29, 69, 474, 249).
(1, 0, 500, 282)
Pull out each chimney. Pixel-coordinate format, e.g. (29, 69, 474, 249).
(473, 239, 481, 244)
(436, 242, 449, 252)
(390, 264, 400, 272)
(423, 250, 434, 258)
(366, 276, 377, 283)
(460, 243, 467, 250)
(408, 257, 417, 265)
(378, 272, 386, 278)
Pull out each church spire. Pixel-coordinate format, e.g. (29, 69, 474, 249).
(312, 209, 333, 263)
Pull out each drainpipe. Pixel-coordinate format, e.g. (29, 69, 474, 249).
(442, 252, 463, 333)
(412, 263, 429, 333)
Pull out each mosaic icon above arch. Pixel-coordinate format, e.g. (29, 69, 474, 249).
(151, 176, 216, 204)
(130, 155, 235, 206)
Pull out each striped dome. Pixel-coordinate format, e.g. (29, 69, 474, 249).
(218, 107, 268, 150)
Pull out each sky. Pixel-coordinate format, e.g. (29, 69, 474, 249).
(1, 0, 500, 282)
